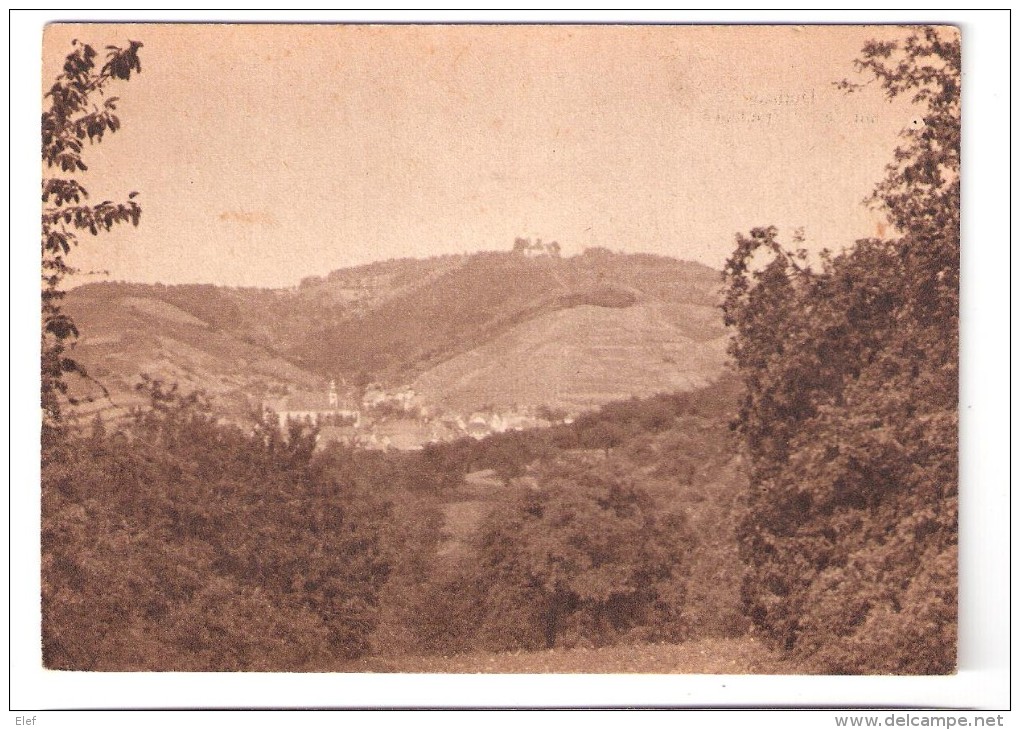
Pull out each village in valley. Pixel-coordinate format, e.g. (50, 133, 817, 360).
(267, 379, 567, 452)
(261, 238, 576, 452)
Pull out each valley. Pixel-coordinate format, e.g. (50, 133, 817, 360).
(62, 247, 730, 438)
(48, 245, 761, 668)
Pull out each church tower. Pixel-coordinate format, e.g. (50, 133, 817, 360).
(328, 379, 339, 409)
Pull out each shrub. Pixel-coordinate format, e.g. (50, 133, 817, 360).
(42, 387, 391, 670)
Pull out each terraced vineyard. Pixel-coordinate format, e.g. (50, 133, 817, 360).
(61, 249, 726, 423)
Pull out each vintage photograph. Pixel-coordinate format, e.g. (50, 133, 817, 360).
(40, 23, 959, 675)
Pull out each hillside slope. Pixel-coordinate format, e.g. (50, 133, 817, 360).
(413, 301, 728, 412)
(63, 288, 322, 420)
(62, 249, 728, 419)
(295, 250, 724, 383)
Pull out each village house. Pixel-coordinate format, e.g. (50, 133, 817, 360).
(315, 423, 363, 449)
(267, 380, 360, 429)
(458, 407, 552, 440)
(268, 382, 562, 451)
(367, 417, 429, 451)
(361, 384, 420, 414)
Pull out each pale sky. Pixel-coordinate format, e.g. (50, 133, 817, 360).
(42, 23, 919, 288)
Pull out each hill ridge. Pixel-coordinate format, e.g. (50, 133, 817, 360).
(64, 248, 728, 419)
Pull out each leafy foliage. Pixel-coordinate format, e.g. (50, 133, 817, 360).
(44, 366, 746, 668)
(435, 463, 695, 652)
(364, 377, 747, 657)
(42, 383, 391, 670)
(724, 29, 959, 674)
(42, 39, 143, 439)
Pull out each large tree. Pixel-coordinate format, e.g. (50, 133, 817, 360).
(41, 39, 143, 439)
(462, 461, 693, 650)
(723, 28, 959, 673)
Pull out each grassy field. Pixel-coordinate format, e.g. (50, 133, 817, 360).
(343, 637, 813, 674)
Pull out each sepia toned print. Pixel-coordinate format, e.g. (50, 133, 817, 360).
(40, 24, 958, 674)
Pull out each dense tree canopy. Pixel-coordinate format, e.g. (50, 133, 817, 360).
(723, 28, 959, 673)
(43, 382, 392, 670)
(431, 461, 695, 652)
(43, 371, 744, 669)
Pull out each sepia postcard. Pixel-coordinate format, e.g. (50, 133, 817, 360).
(19, 15, 997, 713)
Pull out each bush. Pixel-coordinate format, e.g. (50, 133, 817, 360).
(42, 386, 391, 670)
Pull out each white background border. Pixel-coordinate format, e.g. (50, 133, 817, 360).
(7, 7, 1012, 718)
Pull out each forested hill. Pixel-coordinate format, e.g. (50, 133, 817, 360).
(64, 249, 728, 416)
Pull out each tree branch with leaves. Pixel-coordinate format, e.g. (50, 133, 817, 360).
(41, 39, 143, 437)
